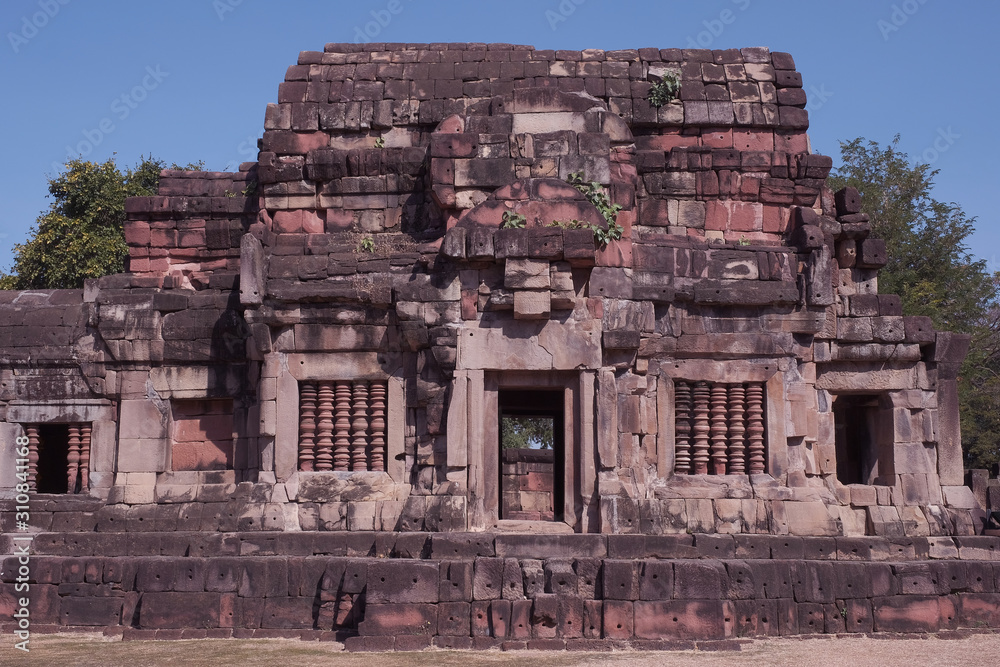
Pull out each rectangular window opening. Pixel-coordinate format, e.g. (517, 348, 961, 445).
(673, 380, 767, 475)
(297, 380, 388, 472)
(22, 423, 91, 494)
(499, 389, 564, 522)
(833, 394, 882, 485)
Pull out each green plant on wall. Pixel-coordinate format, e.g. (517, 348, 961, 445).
(357, 235, 375, 253)
(374, 137, 385, 148)
(501, 210, 526, 229)
(646, 73, 680, 108)
(564, 172, 624, 246)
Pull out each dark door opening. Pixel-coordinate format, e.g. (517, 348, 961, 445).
(833, 395, 881, 485)
(499, 389, 564, 521)
(36, 424, 71, 494)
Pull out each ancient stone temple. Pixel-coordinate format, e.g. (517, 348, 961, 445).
(2, 44, 997, 647)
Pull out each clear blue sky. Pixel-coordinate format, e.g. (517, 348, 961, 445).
(1, 0, 997, 274)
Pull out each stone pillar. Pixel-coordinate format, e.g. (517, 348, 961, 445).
(935, 333, 971, 486)
(67, 424, 81, 494)
(709, 383, 728, 475)
(298, 382, 317, 471)
(728, 384, 746, 474)
(332, 381, 351, 471)
(79, 423, 91, 492)
(369, 382, 386, 472)
(674, 381, 692, 474)
(27, 425, 40, 492)
(747, 383, 766, 474)
(691, 382, 710, 475)
(316, 381, 335, 471)
(351, 381, 370, 471)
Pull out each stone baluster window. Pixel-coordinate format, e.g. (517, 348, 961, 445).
(21, 423, 92, 494)
(298, 380, 387, 472)
(673, 381, 766, 475)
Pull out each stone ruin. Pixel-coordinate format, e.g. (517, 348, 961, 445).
(2, 43, 999, 648)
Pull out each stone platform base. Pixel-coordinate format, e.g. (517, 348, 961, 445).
(3, 532, 1000, 647)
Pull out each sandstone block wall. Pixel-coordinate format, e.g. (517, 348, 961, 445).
(3, 531, 1000, 647)
(0, 43, 982, 539)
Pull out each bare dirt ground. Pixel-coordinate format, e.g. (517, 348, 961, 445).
(3, 632, 1000, 667)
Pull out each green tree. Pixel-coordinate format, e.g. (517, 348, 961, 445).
(829, 136, 1000, 468)
(0, 156, 165, 289)
(501, 416, 554, 449)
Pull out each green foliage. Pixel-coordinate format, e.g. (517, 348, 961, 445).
(501, 416, 554, 449)
(829, 136, 1000, 468)
(1, 156, 165, 289)
(829, 136, 993, 332)
(566, 172, 623, 245)
(500, 211, 526, 229)
(357, 236, 376, 253)
(374, 137, 385, 148)
(646, 73, 680, 108)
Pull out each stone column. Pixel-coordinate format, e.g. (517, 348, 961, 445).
(728, 384, 746, 474)
(298, 382, 317, 471)
(67, 424, 81, 493)
(26, 425, 39, 492)
(351, 381, 370, 471)
(692, 382, 710, 475)
(747, 383, 766, 474)
(710, 383, 728, 475)
(369, 382, 386, 473)
(673, 381, 692, 474)
(79, 423, 91, 492)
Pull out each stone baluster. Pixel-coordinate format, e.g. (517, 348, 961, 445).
(691, 381, 711, 475)
(709, 383, 729, 475)
(351, 381, 370, 471)
(333, 381, 352, 471)
(67, 424, 81, 493)
(298, 382, 317, 471)
(369, 381, 386, 472)
(79, 423, 91, 492)
(315, 382, 335, 471)
(747, 383, 766, 474)
(727, 384, 746, 474)
(673, 381, 692, 474)
(26, 425, 39, 492)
